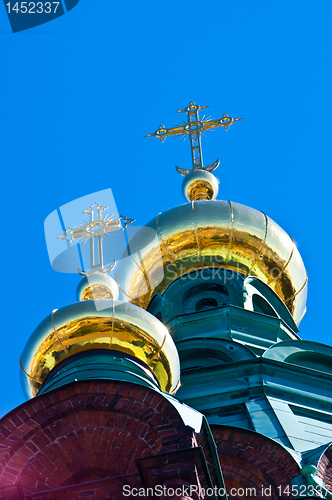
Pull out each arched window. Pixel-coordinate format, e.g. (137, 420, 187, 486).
(182, 283, 229, 314)
(195, 297, 218, 312)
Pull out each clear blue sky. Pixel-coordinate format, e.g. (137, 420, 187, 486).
(0, 1, 331, 416)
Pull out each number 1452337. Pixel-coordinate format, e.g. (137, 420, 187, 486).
(5, 2, 60, 13)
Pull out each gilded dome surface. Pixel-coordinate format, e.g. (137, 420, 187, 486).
(20, 299, 180, 398)
(115, 200, 307, 324)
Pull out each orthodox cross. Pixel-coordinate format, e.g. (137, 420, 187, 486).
(57, 202, 135, 275)
(146, 101, 242, 175)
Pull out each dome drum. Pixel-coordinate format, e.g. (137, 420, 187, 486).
(147, 268, 299, 334)
(38, 350, 161, 395)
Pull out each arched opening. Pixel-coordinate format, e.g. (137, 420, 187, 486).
(182, 283, 229, 314)
(195, 297, 218, 312)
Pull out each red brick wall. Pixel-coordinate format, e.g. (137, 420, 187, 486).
(212, 425, 300, 500)
(317, 444, 332, 489)
(0, 381, 196, 497)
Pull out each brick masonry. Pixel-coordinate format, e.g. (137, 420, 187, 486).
(0, 380, 197, 499)
(317, 444, 332, 489)
(211, 425, 300, 500)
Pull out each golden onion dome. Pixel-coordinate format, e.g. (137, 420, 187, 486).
(115, 200, 307, 324)
(20, 299, 180, 398)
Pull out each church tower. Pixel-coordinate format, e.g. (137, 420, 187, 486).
(0, 102, 331, 500)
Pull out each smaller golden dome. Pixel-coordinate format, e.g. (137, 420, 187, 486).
(182, 170, 219, 201)
(20, 299, 180, 398)
(76, 273, 119, 301)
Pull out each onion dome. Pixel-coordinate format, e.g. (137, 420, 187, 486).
(20, 291, 180, 398)
(115, 199, 307, 325)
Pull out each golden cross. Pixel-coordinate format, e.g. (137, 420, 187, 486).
(57, 202, 135, 275)
(146, 101, 242, 175)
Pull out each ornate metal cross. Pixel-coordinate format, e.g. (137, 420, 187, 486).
(57, 202, 134, 275)
(146, 101, 242, 175)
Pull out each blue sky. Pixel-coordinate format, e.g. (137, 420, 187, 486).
(0, 1, 331, 416)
